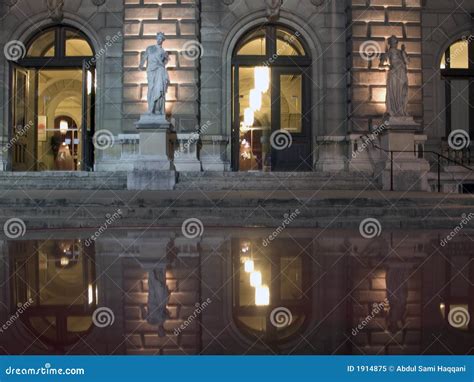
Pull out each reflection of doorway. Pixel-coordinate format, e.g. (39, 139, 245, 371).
(232, 238, 311, 346)
(9, 26, 96, 171)
(232, 26, 312, 172)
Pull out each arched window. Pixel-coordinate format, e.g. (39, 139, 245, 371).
(9, 26, 96, 172)
(231, 25, 312, 172)
(440, 37, 474, 141)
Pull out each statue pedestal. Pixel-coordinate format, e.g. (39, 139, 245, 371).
(376, 117, 430, 191)
(127, 114, 176, 190)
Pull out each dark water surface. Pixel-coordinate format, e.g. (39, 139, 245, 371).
(0, 228, 472, 355)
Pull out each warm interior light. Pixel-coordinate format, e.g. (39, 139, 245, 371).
(255, 285, 270, 306)
(59, 120, 68, 135)
(254, 66, 270, 93)
(244, 259, 254, 273)
(88, 284, 94, 305)
(249, 88, 262, 111)
(60, 256, 69, 266)
(244, 108, 254, 127)
(250, 271, 262, 287)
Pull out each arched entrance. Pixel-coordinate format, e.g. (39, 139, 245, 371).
(9, 26, 96, 171)
(231, 25, 312, 172)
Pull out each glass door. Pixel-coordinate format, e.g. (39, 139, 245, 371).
(11, 66, 37, 171)
(271, 68, 312, 171)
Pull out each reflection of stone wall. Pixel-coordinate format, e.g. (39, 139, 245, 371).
(122, 257, 200, 355)
(123, 0, 199, 132)
(349, 0, 423, 132)
(350, 263, 422, 355)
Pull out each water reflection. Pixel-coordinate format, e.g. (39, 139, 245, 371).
(0, 229, 472, 355)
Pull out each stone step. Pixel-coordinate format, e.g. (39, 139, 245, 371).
(0, 171, 128, 190)
(175, 171, 380, 190)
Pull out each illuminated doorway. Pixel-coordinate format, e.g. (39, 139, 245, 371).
(232, 26, 312, 171)
(9, 26, 96, 171)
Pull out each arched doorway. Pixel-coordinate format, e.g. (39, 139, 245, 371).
(9, 26, 96, 171)
(231, 25, 312, 172)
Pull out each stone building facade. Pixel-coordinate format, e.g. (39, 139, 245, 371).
(0, 0, 473, 191)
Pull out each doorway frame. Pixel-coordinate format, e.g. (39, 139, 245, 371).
(230, 24, 313, 172)
(8, 25, 96, 172)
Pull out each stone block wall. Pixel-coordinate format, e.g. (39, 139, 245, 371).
(348, 0, 423, 132)
(350, 264, 422, 355)
(122, 0, 200, 133)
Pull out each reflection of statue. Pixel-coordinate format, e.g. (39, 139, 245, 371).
(139, 32, 170, 116)
(266, 0, 282, 21)
(46, 0, 64, 22)
(385, 265, 409, 333)
(146, 266, 169, 337)
(379, 35, 410, 117)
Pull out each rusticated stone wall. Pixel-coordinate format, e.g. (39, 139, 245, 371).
(122, 0, 200, 133)
(349, 0, 423, 132)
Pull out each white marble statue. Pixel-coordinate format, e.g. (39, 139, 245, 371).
(139, 32, 170, 116)
(379, 35, 410, 117)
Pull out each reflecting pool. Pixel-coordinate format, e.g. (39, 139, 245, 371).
(0, 228, 472, 355)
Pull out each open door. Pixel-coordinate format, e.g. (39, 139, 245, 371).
(10, 65, 37, 171)
(82, 62, 95, 171)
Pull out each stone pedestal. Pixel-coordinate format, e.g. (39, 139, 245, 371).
(376, 117, 430, 191)
(200, 135, 230, 171)
(173, 132, 201, 172)
(315, 136, 347, 172)
(127, 114, 176, 190)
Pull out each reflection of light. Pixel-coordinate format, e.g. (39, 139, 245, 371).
(87, 70, 95, 95)
(244, 108, 254, 127)
(250, 271, 262, 287)
(255, 285, 269, 306)
(88, 284, 94, 305)
(59, 120, 68, 135)
(249, 88, 262, 111)
(60, 257, 69, 266)
(254, 66, 270, 93)
(244, 260, 254, 273)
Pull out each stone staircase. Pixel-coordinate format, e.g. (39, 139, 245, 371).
(0, 171, 128, 190)
(175, 171, 381, 191)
